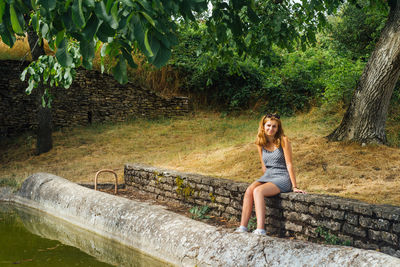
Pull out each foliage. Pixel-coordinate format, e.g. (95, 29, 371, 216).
(0, 177, 19, 189)
(326, 1, 388, 59)
(316, 226, 351, 246)
(189, 205, 211, 220)
(247, 216, 257, 231)
(260, 48, 325, 115)
(187, 61, 265, 110)
(21, 41, 81, 107)
(321, 56, 365, 105)
(168, 20, 369, 114)
(0, 0, 210, 90)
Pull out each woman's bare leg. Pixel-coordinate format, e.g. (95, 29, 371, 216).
(253, 182, 280, 230)
(239, 181, 263, 227)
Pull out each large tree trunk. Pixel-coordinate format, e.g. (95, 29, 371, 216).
(328, 3, 400, 144)
(24, 15, 52, 154)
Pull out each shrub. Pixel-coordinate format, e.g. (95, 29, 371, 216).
(187, 62, 265, 110)
(258, 48, 328, 115)
(321, 56, 365, 105)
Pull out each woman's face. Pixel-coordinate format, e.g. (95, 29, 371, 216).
(264, 119, 279, 137)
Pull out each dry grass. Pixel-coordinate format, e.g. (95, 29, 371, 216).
(1, 109, 400, 206)
(0, 37, 53, 61)
(0, 36, 31, 60)
(1, 39, 400, 206)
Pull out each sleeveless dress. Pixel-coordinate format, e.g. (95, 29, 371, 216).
(257, 146, 292, 193)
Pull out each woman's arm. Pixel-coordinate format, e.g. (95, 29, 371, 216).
(282, 137, 305, 193)
(257, 145, 266, 173)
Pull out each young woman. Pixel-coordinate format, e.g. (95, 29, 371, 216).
(236, 114, 305, 235)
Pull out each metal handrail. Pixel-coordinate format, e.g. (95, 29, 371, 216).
(94, 169, 118, 194)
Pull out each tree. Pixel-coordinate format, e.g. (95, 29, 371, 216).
(327, 2, 388, 60)
(1, 0, 399, 147)
(0, 0, 210, 154)
(327, 1, 400, 144)
(24, 14, 52, 154)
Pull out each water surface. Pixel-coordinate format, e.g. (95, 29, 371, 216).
(0, 202, 172, 267)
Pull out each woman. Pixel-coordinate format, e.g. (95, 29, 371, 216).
(236, 114, 305, 235)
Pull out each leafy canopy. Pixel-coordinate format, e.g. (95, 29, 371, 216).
(1, 0, 209, 85)
(0, 0, 389, 91)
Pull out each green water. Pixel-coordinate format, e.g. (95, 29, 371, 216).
(0, 202, 172, 267)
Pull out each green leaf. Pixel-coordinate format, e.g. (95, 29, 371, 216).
(26, 80, 35, 95)
(119, 0, 134, 7)
(10, 4, 24, 34)
(139, 11, 155, 27)
(96, 21, 115, 42)
(112, 54, 128, 84)
(94, 0, 117, 29)
(56, 38, 73, 67)
(41, 94, 47, 108)
(0, 18, 16, 47)
(82, 14, 100, 40)
(62, 10, 75, 31)
(144, 29, 154, 57)
(147, 31, 160, 61)
(0, 1, 5, 24)
(39, 22, 49, 37)
(100, 43, 107, 57)
(72, 0, 86, 28)
(151, 43, 170, 68)
(55, 30, 65, 47)
(121, 48, 137, 68)
(31, 13, 39, 32)
(21, 68, 28, 81)
(83, 0, 95, 8)
(106, 0, 113, 13)
(39, 0, 57, 11)
(110, 1, 119, 22)
(80, 38, 95, 69)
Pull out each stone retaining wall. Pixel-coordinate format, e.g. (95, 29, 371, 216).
(0, 60, 189, 136)
(124, 163, 400, 258)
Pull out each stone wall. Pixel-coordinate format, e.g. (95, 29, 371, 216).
(124, 163, 400, 258)
(0, 60, 189, 136)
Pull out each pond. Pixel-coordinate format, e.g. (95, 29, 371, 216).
(0, 202, 173, 267)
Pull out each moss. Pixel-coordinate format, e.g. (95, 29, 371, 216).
(209, 192, 216, 203)
(175, 176, 195, 200)
(154, 172, 164, 185)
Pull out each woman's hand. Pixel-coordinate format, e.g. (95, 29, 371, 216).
(262, 165, 266, 173)
(293, 187, 306, 194)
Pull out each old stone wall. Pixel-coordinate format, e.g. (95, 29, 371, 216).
(124, 163, 400, 258)
(0, 60, 189, 136)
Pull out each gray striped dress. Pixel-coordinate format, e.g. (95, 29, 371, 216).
(257, 146, 292, 193)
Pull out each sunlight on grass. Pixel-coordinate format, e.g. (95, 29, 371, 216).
(0, 37, 54, 61)
(1, 109, 400, 206)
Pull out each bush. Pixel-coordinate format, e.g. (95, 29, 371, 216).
(321, 55, 365, 105)
(258, 48, 328, 115)
(187, 62, 265, 110)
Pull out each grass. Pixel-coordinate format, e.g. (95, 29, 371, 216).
(1, 108, 400, 206)
(1, 39, 400, 206)
(0, 36, 54, 61)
